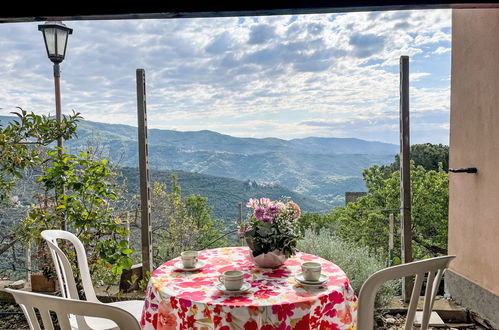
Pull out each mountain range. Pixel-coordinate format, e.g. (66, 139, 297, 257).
(69, 119, 397, 206)
(0, 116, 398, 206)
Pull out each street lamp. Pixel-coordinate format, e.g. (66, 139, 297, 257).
(38, 21, 73, 151)
(38, 21, 72, 232)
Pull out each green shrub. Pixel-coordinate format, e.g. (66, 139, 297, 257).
(297, 212, 338, 235)
(297, 229, 398, 311)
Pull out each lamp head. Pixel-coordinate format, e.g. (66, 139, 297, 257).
(38, 21, 73, 63)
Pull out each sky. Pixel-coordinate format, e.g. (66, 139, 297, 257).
(0, 9, 451, 145)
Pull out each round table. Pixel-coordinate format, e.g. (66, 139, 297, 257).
(140, 247, 357, 329)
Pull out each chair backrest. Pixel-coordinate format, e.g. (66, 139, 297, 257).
(40, 230, 98, 303)
(5, 288, 140, 330)
(357, 255, 455, 330)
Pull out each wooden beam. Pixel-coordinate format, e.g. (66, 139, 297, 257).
(137, 69, 153, 277)
(399, 55, 413, 302)
(4, 2, 499, 23)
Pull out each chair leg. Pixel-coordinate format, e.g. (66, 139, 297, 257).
(420, 270, 437, 330)
(405, 273, 424, 330)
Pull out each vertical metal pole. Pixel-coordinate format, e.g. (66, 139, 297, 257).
(25, 243, 31, 287)
(125, 211, 130, 245)
(400, 55, 413, 302)
(53, 63, 63, 152)
(53, 62, 66, 231)
(238, 203, 243, 223)
(137, 69, 153, 277)
(238, 203, 244, 246)
(388, 213, 394, 267)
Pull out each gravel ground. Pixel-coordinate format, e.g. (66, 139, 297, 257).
(0, 302, 491, 330)
(0, 302, 29, 330)
(374, 312, 491, 330)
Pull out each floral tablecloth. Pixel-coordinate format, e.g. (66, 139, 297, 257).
(140, 247, 357, 329)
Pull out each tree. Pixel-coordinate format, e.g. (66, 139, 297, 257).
(335, 162, 448, 260)
(0, 109, 80, 201)
(18, 150, 134, 275)
(0, 110, 80, 257)
(297, 212, 338, 235)
(380, 143, 449, 176)
(149, 175, 226, 265)
(0, 110, 134, 281)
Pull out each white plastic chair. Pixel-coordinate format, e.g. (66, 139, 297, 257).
(6, 288, 140, 330)
(357, 255, 455, 330)
(40, 230, 144, 329)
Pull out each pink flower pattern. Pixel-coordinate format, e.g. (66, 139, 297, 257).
(141, 247, 357, 329)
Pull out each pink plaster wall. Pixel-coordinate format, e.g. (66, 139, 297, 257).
(449, 9, 499, 295)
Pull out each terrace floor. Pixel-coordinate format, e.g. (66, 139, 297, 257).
(0, 280, 492, 329)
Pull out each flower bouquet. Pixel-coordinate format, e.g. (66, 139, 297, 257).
(238, 198, 302, 267)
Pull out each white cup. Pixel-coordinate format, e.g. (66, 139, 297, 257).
(302, 262, 322, 282)
(181, 251, 198, 268)
(218, 270, 244, 291)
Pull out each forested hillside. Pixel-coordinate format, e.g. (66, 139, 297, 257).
(122, 167, 330, 223)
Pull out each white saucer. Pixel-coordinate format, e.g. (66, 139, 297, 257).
(216, 281, 251, 294)
(295, 273, 328, 286)
(173, 261, 205, 271)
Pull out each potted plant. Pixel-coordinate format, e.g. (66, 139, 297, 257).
(30, 242, 58, 292)
(238, 198, 302, 268)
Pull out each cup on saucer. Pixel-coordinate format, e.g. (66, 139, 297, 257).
(301, 261, 322, 282)
(218, 270, 244, 291)
(181, 251, 198, 269)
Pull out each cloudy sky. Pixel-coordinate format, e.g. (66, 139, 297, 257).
(0, 9, 451, 144)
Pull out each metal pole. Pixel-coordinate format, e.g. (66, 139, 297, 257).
(399, 55, 413, 302)
(53, 62, 67, 231)
(238, 203, 244, 246)
(25, 242, 31, 288)
(53, 63, 63, 152)
(125, 211, 130, 244)
(137, 69, 153, 277)
(388, 213, 394, 267)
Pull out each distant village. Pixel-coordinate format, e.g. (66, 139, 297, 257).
(244, 180, 278, 189)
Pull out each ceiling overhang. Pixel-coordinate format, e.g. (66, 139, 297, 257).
(2, 2, 499, 23)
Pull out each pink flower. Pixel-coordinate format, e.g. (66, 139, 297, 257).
(287, 201, 301, 219)
(262, 215, 273, 223)
(337, 307, 353, 324)
(261, 326, 275, 330)
(237, 224, 252, 235)
(263, 268, 291, 278)
(177, 290, 207, 302)
(246, 198, 259, 208)
(177, 279, 213, 288)
(272, 303, 295, 321)
(276, 322, 292, 330)
(155, 301, 177, 330)
(328, 291, 345, 305)
(244, 320, 259, 330)
(260, 197, 271, 206)
(254, 289, 280, 299)
(184, 314, 196, 328)
(267, 204, 280, 216)
(254, 207, 265, 220)
(293, 314, 310, 330)
(220, 296, 253, 306)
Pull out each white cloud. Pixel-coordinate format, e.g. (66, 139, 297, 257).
(0, 9, 451, 144)
(433, 46, 451, 54)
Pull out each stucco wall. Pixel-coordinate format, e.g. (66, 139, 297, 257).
(449, 9, 499, 296)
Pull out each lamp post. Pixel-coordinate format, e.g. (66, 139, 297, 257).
(38, 21, 72, 231)
(38, 21, 72, 153)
